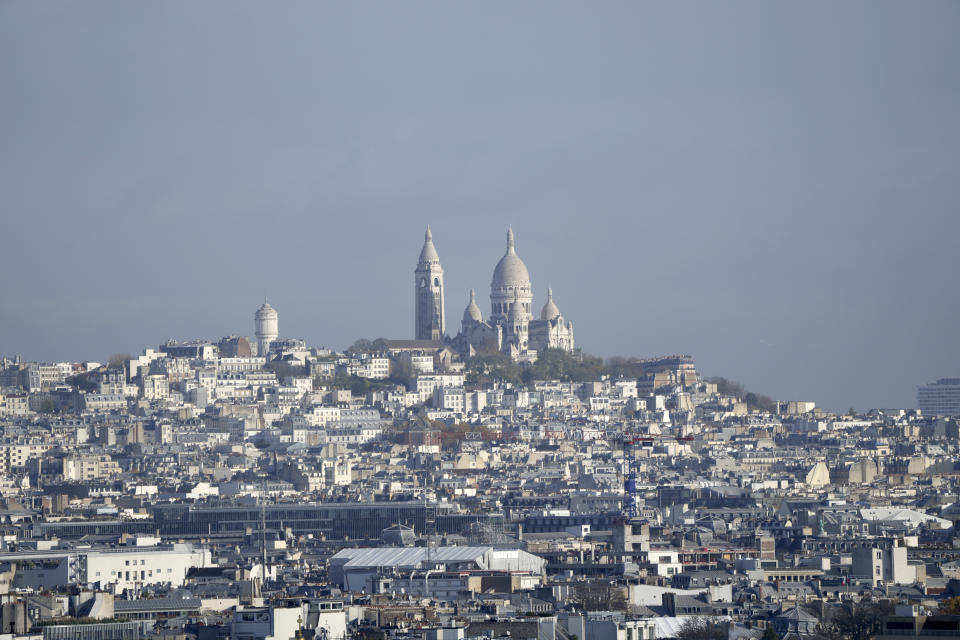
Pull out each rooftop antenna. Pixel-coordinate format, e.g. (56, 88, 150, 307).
(423, 486, 436, 567)
(260, 478, 268, 588)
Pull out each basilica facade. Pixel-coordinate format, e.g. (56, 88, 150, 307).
(414, 227, 575, 361)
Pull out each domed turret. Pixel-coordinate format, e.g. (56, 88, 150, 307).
(255, 301, 279, 356)
(418, 226, 441, 265)
(490, 227, 533, 323)
(540, 287, 561, 322)
(463, 289, 483, 325)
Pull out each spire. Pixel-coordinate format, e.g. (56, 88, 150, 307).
(418, 226, 440, 265)
(506, 226, 515, 253)
(470, 288, 476, 303)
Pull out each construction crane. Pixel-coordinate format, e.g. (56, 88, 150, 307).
(604, 429, 642, 519)
(605, 430, 695, 520)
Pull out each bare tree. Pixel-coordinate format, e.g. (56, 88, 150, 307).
(815, 601, 893, 640)
(568, 582, 627, 612)
(674, 617, 727, 640)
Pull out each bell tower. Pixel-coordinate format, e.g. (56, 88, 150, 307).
(415, 226, 445, 341)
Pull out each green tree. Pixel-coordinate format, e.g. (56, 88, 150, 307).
(523, 348, 604, 383)
(107, 353, 131, 370)
(37, 398, 59, 414)
(465, 352, 522, 387)
(347, 338, 377, 353)
(265, 359, 307, 380)
(938, 596, 960, 615)
(762, 625, 779, 640)
(388, 358, 414, 389)
(708, 376, 777, 412)
(707, 376, 747, 398)
(66, 373, 97, 393)
(605, 356, 646, 379)
(350, 376, 372, 397)
(744, 391, 776, 412)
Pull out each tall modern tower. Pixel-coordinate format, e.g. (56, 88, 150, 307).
(415, 226, 445, 341)
(254, 302, 279, 356)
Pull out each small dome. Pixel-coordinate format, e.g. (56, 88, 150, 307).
(491, 227, 531, 289)
(540, 288, 561, 321)
(256, 302, 277, 318)
(418, 226, 441, 264)
(463, 289, 483, 324)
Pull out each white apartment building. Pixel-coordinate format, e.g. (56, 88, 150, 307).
(338, 356, 390, 380)
(0, 393, 30, 417)
(577, 616, 658, 640)
(321, 425, 381, 445)
(81, 393, 127, 413)
(127, 349, 164, 379)
(62, 454, 122, 482)
(402, 353, 435, 374)
(141, 375, 170, 400)
(195, 367, 217, 389)
(24, 363, 73, 392)
(433, 387, 465, 413)
(416, 374, 465, 402)
(465, 391, 487, 413)
(230, 601, 346, 640)
(0, 443, 53, 475)
(309, 359, 337, 379)
(324, 458, 352, 486)
(97, 370, 135, 396)
(302, 406, 341, 427)
(6, 543, 212, 593)
(852, 541, 915, 586)
(218, 356, 267, 373)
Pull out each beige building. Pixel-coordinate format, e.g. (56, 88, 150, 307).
(62, 454, 122, 482)
(0, 443, 53, 475)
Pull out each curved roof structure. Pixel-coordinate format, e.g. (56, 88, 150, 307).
(492, 227, 531, 289)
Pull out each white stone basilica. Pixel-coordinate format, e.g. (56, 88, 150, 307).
(415, 227, 574, 361)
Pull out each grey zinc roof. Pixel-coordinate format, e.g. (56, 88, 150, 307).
(331, 546, 493, 569)
(114, 598, 202, 613)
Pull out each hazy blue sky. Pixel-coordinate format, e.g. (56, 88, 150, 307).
(2, 1, 958, 411)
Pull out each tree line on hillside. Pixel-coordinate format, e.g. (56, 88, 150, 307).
(342, 338, 779, 408)
(706, 376, 777, 412)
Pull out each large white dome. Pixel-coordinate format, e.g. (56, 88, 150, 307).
(491, 227, 531, 289)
